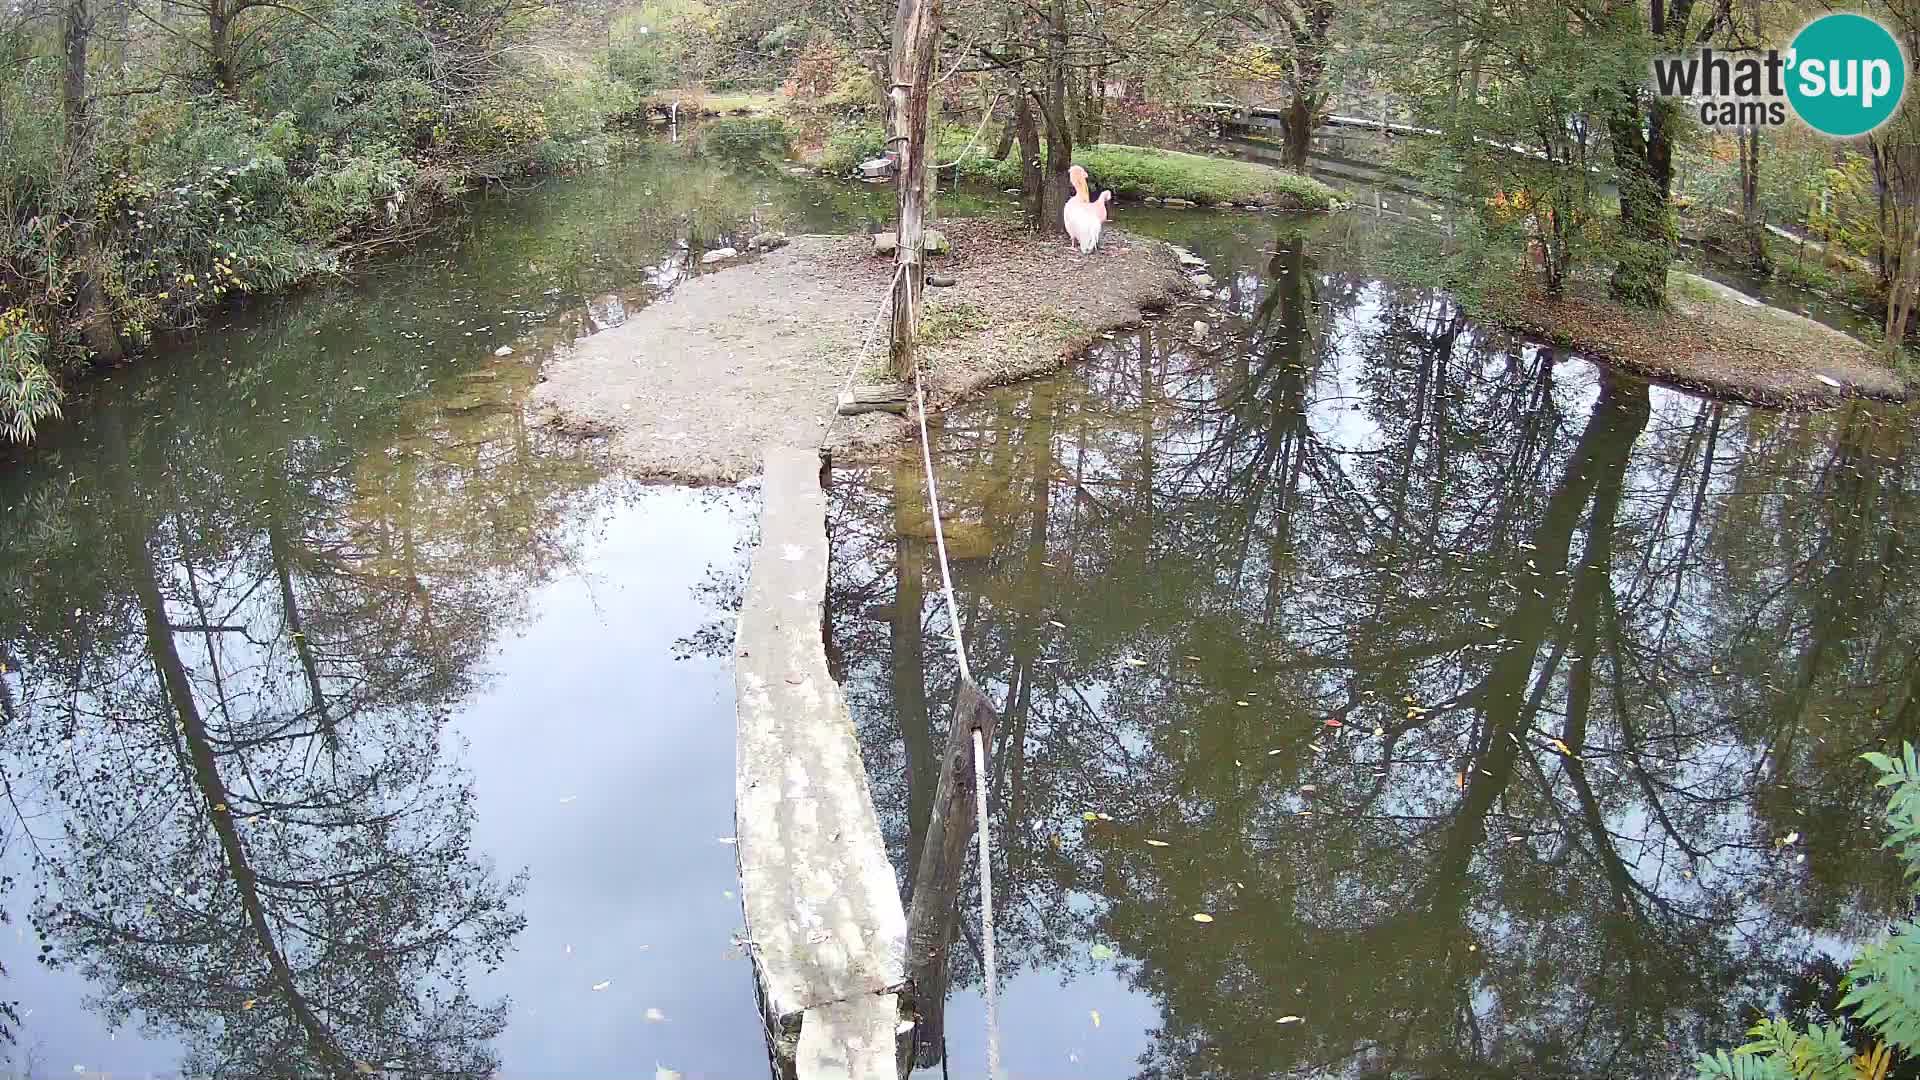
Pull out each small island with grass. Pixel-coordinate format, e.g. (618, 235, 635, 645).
(813, 122, 1343, 210)
(1478, 268, 1912, 407)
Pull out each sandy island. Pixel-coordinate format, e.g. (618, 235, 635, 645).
(529, 219, 1188, 483)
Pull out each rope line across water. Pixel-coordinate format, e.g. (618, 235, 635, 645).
(910, 356, 1001, 1078)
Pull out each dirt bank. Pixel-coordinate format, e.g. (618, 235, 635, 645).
(1488, 270, 1912, 408)
(529, 219, 1189, 482)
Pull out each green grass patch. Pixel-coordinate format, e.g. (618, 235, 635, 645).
(648, 90, 785, 115)
(817, 122, 1339, 209)
(921, 298, 988, 344)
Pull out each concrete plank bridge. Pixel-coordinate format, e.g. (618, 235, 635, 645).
(734, 446, 908, 1080)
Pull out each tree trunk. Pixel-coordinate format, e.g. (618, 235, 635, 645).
(209, 0, 237, 93)
(885, 0, 942, 378)
(1281, 0, 1333, 170)
(61, 0, 122, 362)
(1036, 0, 1073, 235)
(1740, 127, 1769, 273)
(991, 117, 1015, 161)
(1606, 91, 1676, 307)
(1015, 92, 1044, 229)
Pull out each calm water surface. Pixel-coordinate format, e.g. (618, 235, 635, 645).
(0, 128, 1913, 1079)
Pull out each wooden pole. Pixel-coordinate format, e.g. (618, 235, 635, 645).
(900, 679, 996, 1070)
(886, 0, 942, 380)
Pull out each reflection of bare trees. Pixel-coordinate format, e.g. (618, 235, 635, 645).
(0, 310, 620, 1074)
(827, 224, 1916, 1078)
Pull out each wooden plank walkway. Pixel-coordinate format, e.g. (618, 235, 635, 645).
(735, 446, 907, 1079)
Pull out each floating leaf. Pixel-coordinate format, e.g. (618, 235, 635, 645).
(1090, 1009, 1102, 1028)
(592, 981, 612, 991)
(1191, 913, 1214, 923)
(645, 1008, 666, 1022)
(1083, 812, 1099, 822)
(656, 1066, 682, 1080)
(1277, 1015, 1303, 1025)
(241, 999, 256, 1011)
(1145, 839, 1170, 847)
(1123, 657, 1148, 667)
(1089, 943, 1115, 960)
(1549, 738, 1573, 756)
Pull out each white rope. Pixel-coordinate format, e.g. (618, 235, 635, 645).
(909, 360, 971, 686)
(820, 264, 908, 452)
(971, 725, 1002, 1080)
(909, 352, 999, 1077)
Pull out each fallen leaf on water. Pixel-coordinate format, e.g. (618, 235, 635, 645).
(559, 796, 578, 804)
(1186, 655, 1202, 661)
(645, 1008, 666, 1022)
(656, 1066, 682, 1080)
(1191, 913, 1214, 923)
(1324, 719, 1343, 728)
(1083, 812, 1099, 822)
(1090, 1009, 1102, 1028)
(1236, 700, 1250, 707)
(717, 837, 737, 845)
(1123, 657, 1147, 667)
(1277, 1015, 1303, 1025)
(1145, 839, 1170, 847)
(242, 999, 256, 1011)
(1097, 813, 1113, 821)
(1090, 943, 1115, 960)
(592, 981, 612, 991)
(1049, 620, 1066, 629)
(1456, 772, 1466, 789)
(897, 1019, 915, 1034)
(1781, 831, 1801, 846)
(1300, 785, 1317, 793)
(1549, 738, 1573, 756)
(354, 1063, 377, 1075)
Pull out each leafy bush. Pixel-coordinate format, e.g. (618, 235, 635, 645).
(1694, 745, 1920, 1080)
(0, 310, 59, 443)
(608, 0, 715, 93)
(258, 0, 439, 148)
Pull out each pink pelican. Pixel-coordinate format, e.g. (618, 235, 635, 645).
(1063, 164, 1112, 254)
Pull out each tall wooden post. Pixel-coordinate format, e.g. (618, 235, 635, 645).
(901, 680, 996, 1070)
(887, 0, 942, 379)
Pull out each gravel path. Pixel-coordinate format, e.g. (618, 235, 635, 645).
(530, 221, 1188, 482)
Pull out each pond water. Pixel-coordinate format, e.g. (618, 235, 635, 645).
(0, 126, 1914, 1079)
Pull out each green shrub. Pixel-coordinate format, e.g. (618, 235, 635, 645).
(608, 0, 714, 93)
(299, 145, 420, 239)
(0, 313, 59, 443)
(1693, 744, 1920, 1080)
(258, 0, 439, 147)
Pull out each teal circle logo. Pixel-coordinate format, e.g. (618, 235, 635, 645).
(1787, 13, 1907, 137)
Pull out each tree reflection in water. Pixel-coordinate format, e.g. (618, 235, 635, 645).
(826, 224, 1917, 1078)
(0, 321, 614, 1076)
